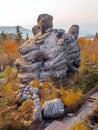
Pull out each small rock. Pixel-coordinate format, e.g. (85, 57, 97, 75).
(27, 95, 32, 99)
(32, 25, 41, 35)
(23, 91, 30, 95)
(17, 92, 22, 99)
(32, 94, 39, 99)
(21, 94, 28, 101)
(32, 87, 39, 95)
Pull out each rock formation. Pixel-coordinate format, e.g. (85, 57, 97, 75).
(15, 14, 80, 83)
(15, 14, 81, 121)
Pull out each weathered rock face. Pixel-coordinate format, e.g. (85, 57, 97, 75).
(15, 14, 80, 83)
(42, 98, 65, 119)
(17, 84, 39, 102)
(37, 14, 53, 34)
(33, 98, 42, 121)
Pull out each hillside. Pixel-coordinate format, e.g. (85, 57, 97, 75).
(56, 23, 98, 38)
(0, 23, 98, 39)
(0, 26, 32, 38)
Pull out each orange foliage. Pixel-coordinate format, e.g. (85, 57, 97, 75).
(30, 77, 40, 88)
(42, 77, 51, 89)
(2, 40, 19, 60)
(78, 37, 98, 63)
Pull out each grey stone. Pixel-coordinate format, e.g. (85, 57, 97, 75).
(17, 92, 22, 99)
(57, 38, 64, 45)
(21, 94, 28, 101)
(37, 14, 53, 34)
(33, 98, 42, 121)
(15, 14, 80, 82)
(32, 25, 41, 36)
(32, 94, 39, 99)
(32, 87, 39, 95)
(43, 98, 65, 119)
(21, 61, 43, 72)
(57, 29, 65, 38)
(68, 25, 79, 39)
(27, 95, 32, 99)
(19, 39, 38, 55)
(62, 33, 75, 43)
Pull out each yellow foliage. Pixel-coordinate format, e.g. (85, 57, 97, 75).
(40, 78, 59, 102)
(70, 122, 89, 130)
(42, 77, 51, 89)
(2, 65, 12, 77)
(90, 54, 97, 62)
(2, 83, 14, 97)
(1, 82, 16, 104)
(30, 77, 40, 88)
(20, 99, 33, 113)
(61, 89, 82, 106)
(41, 85, 59, 101)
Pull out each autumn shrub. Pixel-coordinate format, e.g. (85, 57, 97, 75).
(0, 120, 27, 130)
(1, 82, 16, 105)
(0, 52, 9, 67)
(0, 65, 12, 78)
(78, 37, 98, 64)
(30, 77, 40, 88)
(70, 121, 90, 130)
(19, 99, 33, 113)
(2, 40, 19, 61)
(40, 78, 59, 103)
(60, 88, 82, 106)
(17, 99, 33, 121)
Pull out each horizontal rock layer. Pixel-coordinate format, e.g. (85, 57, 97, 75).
(15, 14, 80, 82)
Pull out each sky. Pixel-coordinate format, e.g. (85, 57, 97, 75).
(0, 0, 98, 28)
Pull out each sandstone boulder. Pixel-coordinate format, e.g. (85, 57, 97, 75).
(15, 14, 80, 83)
(42, 98, 65, 119)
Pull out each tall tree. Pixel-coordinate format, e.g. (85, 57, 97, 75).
(1, 31, 7, 40)
(26, 33, 29, 40)
(16, 26, 23, 43)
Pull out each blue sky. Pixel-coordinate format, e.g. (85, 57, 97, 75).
(0, 0, 98, 28)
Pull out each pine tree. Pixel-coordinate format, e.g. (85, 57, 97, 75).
(16, 26, 23, 43)
(1, 31, 6, 40)
(26, 33, 29, 40)
(94, 32, 98, 42)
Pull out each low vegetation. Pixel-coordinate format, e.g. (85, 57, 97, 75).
(0, 34, 98, 129)
(70, 121, 90, 130)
